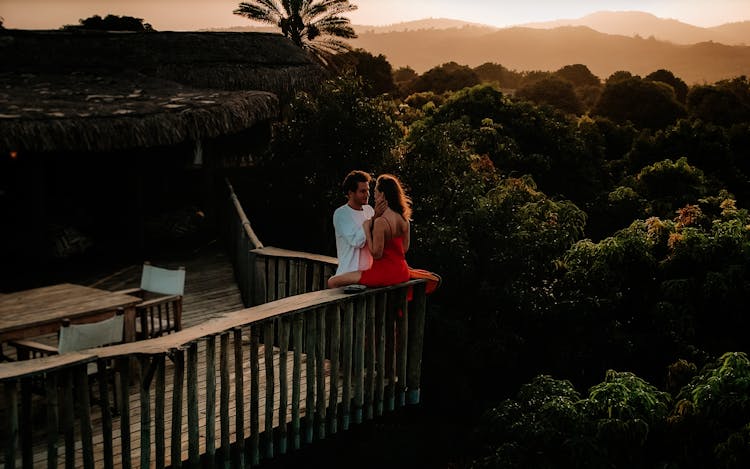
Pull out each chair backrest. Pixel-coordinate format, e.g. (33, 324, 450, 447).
(58, 312, 125, 354)
(140, 262, 186, 296)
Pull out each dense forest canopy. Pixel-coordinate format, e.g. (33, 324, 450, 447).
(236, 48, 750, 467)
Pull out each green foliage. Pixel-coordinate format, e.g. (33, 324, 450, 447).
(408, 61, 481, 94)
(636, 157, 708, 216)
(687, 78, 750, 126)
(331, 49, 396, 96)
(554, 64, 601, 88)
(605, 70, 636, 85)
(473, 376, 593, 469)
(515, 76, 584, 115)
(472, 62, 523, 88)
(646, 69, 689, 103)
(252, 77, 399, 252)
(429, 85, 603, 206)
(680, 352, 750, 425)
(588, 370, 671, 423)
(594, 77, 687, 129)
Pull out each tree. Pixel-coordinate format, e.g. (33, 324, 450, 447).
(593, 77, 686, 129)
(515, 75, 584, 115)
(605, 70, 636, 85)
(688, 79, 750, 126)
(646, 69, 689, 103)
(409, 61, 480, 94)
(233, 0, 357, 66)
(473, 62, 522, 88)
(63, 14, 154, 31)
(554, 64, 601, 88)
(330, 49, 395, 96)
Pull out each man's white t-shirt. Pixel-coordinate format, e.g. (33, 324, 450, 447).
(333, 204, 375, 275)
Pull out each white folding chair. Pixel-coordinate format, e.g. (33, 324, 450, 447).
(117, 262, 185, 339)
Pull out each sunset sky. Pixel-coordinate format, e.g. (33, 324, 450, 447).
(3, 0, 748, 31)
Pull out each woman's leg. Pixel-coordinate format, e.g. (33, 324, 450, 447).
(327, 271, 363, 288)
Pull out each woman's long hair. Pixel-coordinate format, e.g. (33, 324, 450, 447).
(376, 174, 412, 221)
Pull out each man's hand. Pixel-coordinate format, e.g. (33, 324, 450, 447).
(374, 198, 387, 218)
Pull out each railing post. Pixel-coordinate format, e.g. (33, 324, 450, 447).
(406, 281, 427, 405)
(396, 288, 409, 408)
(4, 380, 18, 469)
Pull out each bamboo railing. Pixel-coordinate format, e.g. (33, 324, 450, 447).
(0, 179, 430, 468)
(0, 281, 428, 468)
(225, 178, 338, 308)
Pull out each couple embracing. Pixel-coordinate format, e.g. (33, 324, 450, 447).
(327, 170, 411, 289)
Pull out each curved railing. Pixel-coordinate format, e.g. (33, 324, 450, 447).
(1, 280, 427, 468)
(0, 180, 430, 469)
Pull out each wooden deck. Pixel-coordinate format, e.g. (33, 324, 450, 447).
(3, 246, 343, 467)
(2, 245, 424, 469)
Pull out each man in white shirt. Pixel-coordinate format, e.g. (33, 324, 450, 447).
(333, 170, 380, 275)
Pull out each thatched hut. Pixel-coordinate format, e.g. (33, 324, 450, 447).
(0, 30, 325, 290)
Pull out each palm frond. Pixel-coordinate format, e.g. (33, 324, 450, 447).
(233, 1, 284, 24)
(308, 0, 357, 19)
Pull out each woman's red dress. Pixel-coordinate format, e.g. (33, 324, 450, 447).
(359, 234, 410, 287)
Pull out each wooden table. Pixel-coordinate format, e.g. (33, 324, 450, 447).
(0, 283, 142, 344)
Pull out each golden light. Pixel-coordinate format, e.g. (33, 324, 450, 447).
(10, 151, 18, 159)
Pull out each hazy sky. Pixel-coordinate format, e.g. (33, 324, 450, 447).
(3, 0, 748, 31)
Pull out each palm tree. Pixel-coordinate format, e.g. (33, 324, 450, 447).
(233, 0, 358, 66)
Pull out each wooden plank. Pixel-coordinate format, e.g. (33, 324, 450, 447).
(304, 312, 315, 445)
(205, 336, 216, 469)
(278, 317, 290, 454)
(353, 297, 366, 425)
(45, 373, 59, 469)
(170, 349, 184, 469)
(406, 282, 427, 405)
(219, 333, 230, 469)
(327, 305, 340, 435)
(231, 328, 245, 469)
(154, 355, 166, 469)
(291, 314, 303, 451)
(365, 294, 375, 420)
(249, 325, 260, 466)
(187, 343, 199, 468)
(3, 380, 18, 469)
(315, 308, 326, 440)
(375, 292, 386, 417)
(341, 302, 353, 430)
(396, 289, 409, 408)
(263, 322, 275, 459)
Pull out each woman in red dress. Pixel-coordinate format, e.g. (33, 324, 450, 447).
(327, 174, 411, 288)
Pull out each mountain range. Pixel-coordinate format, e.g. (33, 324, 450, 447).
(212, 11, 750, 84)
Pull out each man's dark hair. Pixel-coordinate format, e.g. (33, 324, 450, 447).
(342, 170, 372, 194)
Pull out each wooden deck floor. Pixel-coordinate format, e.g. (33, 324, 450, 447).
(5, 245, 346, 467)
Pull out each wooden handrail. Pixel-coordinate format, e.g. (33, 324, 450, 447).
(252, 246, 338, 265)
(226, 177, 264, 249)
(1, 279, 429, 469)
(0, 280, 424, 379)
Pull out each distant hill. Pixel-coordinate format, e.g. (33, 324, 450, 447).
(521, 11, 750, 45)
(353, 18, 496, 34)
(348, 25, 750, 84)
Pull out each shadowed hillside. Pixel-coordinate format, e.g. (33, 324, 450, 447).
(522, 11, 750, 45)
(349, 25, 750, 83)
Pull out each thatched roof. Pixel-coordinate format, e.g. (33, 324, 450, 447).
(0, 30, 326, 153)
